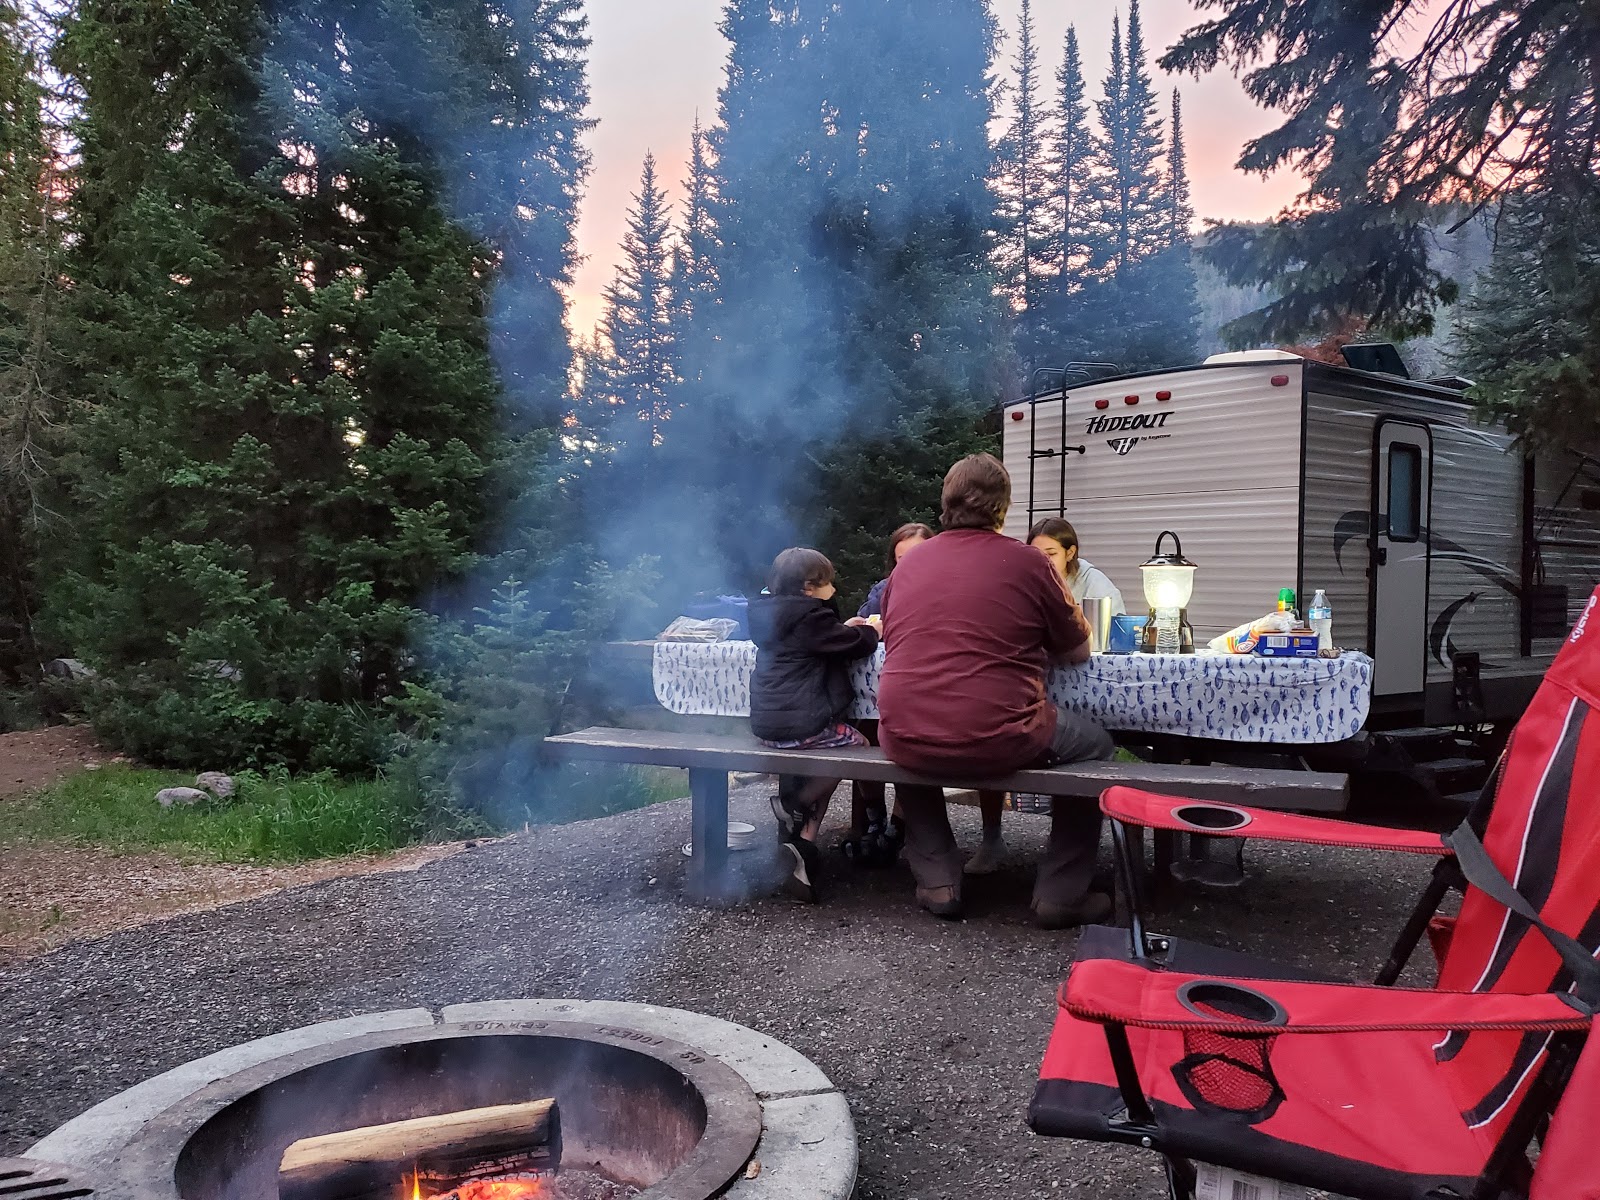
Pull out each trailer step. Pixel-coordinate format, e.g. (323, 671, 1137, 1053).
(1416, 757, 1491, 795)
(1417, 756, 1488, 775)
(1381, 726, 1464, 742)
(1376, 727, 1473, 755)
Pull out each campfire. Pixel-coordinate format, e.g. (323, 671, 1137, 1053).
(278, 1099, 637, 1200)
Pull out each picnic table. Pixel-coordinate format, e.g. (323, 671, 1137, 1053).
(651, 642, 1374, 746)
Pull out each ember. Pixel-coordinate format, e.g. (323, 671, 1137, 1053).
(413, 1170, 637, 1200)
(436, 1175, 547, 1200)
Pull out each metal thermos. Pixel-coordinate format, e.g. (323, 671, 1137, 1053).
(1083, 596, 1113, 654)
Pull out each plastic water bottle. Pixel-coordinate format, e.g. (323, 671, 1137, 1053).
(1309, 589, 1333, 651)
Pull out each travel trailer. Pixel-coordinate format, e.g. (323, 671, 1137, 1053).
(1003, 348, 1600, 732)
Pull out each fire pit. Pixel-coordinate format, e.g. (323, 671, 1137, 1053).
(28, 1002, 857, 1200)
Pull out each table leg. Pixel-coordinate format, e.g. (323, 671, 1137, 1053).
(688, 767, 730, 903)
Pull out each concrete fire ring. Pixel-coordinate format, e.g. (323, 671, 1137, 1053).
(29, 999, 858, 1200)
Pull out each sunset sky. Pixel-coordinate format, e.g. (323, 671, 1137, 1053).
(570, 0, 1305, 337)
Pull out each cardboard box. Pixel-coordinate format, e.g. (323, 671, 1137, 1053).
(1253, 632, 1320, 658)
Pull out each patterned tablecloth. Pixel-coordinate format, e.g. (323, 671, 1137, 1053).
(652, 641, 1374, 745)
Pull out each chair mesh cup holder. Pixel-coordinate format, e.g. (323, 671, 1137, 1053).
(1172, 980, 1289, 1126)
(1169, 803, 1253, 832)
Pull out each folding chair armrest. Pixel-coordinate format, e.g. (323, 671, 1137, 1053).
(1062, 958, 1592, 1034)
(1099, 785, 1452, 855)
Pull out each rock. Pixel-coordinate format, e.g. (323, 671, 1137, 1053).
(44, 658, 96, 681)
(201, 661, 242, 682)
(195, 772, 236, 800)
(156, 787, 208, 808)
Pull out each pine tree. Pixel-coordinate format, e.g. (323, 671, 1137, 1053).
(49, 0, 588, 770)
(1050, 26, 1094, 286)
(1121, 86, 1200, 368)
(1070, 3, 1191, 371)
(1166, 90, 1193, 247)
(669, 116, 719, 336)
(1120, 0, 1166, 262)
(993, 0, 1051, 321)
(1090, 13, 1128, 275)
(1030, 23, 1102, 366)
(0, 1, 60, 687)
(1457, 192, 1600, 454)
(590, 152, 677, 453)
(1092, 1, 1164, 275)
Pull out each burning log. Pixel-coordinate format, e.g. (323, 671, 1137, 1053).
(278, 1099, 560, 1200)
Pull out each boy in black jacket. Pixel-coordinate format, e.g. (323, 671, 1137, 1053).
(747, 547, 880, 901)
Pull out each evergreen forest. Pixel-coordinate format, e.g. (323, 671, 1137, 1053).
(1, 0, 1594, 822)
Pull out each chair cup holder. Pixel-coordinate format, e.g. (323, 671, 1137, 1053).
(1177, 980, 1288, 1027)
(1170, 803, 1253, 832)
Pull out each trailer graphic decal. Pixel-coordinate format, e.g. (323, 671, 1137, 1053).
(1106, 435, 1171, 456)
(1084, 411, 1171, 435)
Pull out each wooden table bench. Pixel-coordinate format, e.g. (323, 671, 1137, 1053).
(543, 726, 1350, 900)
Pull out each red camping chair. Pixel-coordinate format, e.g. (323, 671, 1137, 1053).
(1029, 587, 1600, 1200)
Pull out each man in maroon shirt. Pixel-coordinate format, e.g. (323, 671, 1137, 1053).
(879, 454, 1114, 926)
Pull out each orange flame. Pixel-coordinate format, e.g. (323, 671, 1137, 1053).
(402, 1172, 546, 1200)
(450, 1179, 548, 1200)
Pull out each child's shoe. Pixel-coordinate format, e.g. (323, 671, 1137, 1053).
(781, 838, 821, 903)
(769, 786, 808, 843)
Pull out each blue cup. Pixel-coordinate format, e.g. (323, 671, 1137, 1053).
(1109, 614, 1147, 654)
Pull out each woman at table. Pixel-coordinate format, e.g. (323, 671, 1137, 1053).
(846, 522, 933, 867)
(858, 523, 934, 618)
(1028, 518, 1126, 615)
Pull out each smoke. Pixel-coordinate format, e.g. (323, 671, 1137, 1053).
(246, 0, 1006, 847)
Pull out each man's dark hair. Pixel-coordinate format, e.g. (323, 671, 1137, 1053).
(940, 454, 1011, 530)
(767, 547, 835, 596)
(885, 522, 935, 572)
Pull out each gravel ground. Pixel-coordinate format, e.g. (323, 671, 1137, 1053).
(0, 784, 1434, 1199)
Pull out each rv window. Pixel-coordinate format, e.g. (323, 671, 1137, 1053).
(1388, 443, 1422, 542)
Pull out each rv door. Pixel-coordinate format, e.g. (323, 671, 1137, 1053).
(1372, 421, 1432, 696)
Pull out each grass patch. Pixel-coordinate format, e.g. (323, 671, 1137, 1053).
(6, 766, 485, 864)
(5, 761, 690, 864)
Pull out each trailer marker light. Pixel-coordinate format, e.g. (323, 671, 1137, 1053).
(1010, 410, 1025, 421)
(1271, 374, 1291, 387)
(1124, 395, 1139, 405)
(1156, 390, 1172, 401)
(1094, 399, 1110, 410)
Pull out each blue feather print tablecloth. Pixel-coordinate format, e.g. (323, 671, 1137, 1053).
(651, 642, 1373, 745)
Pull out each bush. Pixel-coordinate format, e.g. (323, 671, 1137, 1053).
(80, 675, 396, 774)
(0, 684, 45, 734)
(394, 565, 667, 826)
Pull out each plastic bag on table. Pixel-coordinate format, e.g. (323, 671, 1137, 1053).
(1207, 611, 1297, 654)
(657, 616, 741, 643)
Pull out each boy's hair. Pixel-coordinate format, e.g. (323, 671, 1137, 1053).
(768, 547, 835, 596)
(941, 453, 1011, 531)
(886, 522, 935, 572)
(1027, 517, 1078, 553)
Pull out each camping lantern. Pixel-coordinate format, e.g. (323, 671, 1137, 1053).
(1139, 531, 1197, 654)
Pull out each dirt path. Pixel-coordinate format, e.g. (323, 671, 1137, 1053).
(0, 725, 107, 799)
(0, 725, 473, 966)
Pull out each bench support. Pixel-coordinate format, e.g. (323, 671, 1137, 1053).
(688, 767, 731, 902)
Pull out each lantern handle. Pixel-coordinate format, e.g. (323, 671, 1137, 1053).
(1155, 530, 1183, 559)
